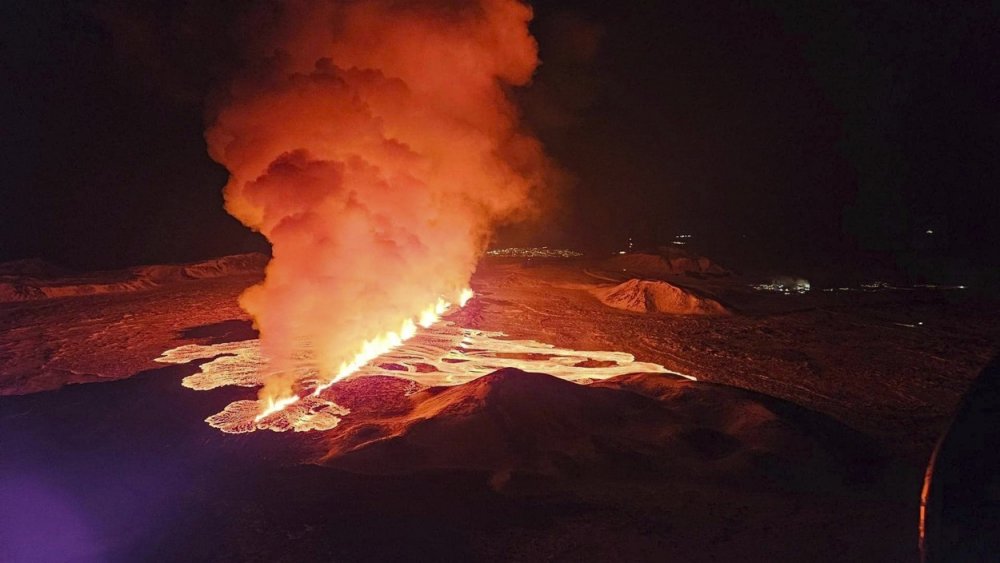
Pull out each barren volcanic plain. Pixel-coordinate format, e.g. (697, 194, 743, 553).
(1, 253, 997, 561)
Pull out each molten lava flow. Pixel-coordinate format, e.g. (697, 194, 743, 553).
(459, 288, 475, 307)
(255, 394, 301, 422)
(255, 289, 473, 421)
(204, 0, 557, 424)
(157, 302, 696, 434)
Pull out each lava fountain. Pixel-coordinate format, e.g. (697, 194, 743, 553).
(204, 0, 557, 419)
(254, 289, 471, 423)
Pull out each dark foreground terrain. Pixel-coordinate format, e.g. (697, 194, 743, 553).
(1, 254, 996, 561)
(1, 361, 916, 562)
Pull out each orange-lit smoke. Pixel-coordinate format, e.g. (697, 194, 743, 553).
(205, 0, 553, 403)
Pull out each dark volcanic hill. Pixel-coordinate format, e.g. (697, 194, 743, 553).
(320, 368, 885, 490)
(263, 368, 913, 561)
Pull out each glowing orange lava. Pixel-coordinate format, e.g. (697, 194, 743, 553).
(157, 298, 698, 435)
(254, 394, 302, 422)
(255, 288, 474, 421)
(459, 288, 474, 307)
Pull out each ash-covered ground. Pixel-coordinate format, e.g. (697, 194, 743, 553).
(1, 252, 996, 562)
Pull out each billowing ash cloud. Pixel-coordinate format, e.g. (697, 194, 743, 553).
(205, 0, 555, 401)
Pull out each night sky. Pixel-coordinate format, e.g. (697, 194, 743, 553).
(2, 1, 997, 275)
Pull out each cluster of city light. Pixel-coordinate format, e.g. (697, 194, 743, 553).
(486, 247, 582, 258)
(819, 282, 967, 293)
(751, 279, 811, 294)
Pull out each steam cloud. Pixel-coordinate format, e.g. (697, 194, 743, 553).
(205, 0, 554, 401)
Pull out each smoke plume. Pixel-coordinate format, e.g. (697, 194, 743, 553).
(205, 0, 554, 401)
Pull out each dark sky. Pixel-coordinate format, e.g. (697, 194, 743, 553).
(2, 0, 997, 272)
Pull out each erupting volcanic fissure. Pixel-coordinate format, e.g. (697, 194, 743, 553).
(253, 290, 470, 422)
(157, 306, 694, 434)
(205, 0, 555, 419)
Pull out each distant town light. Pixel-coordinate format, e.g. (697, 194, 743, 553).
(751, 279, 811, 294)
(486, 247, 582, 258)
